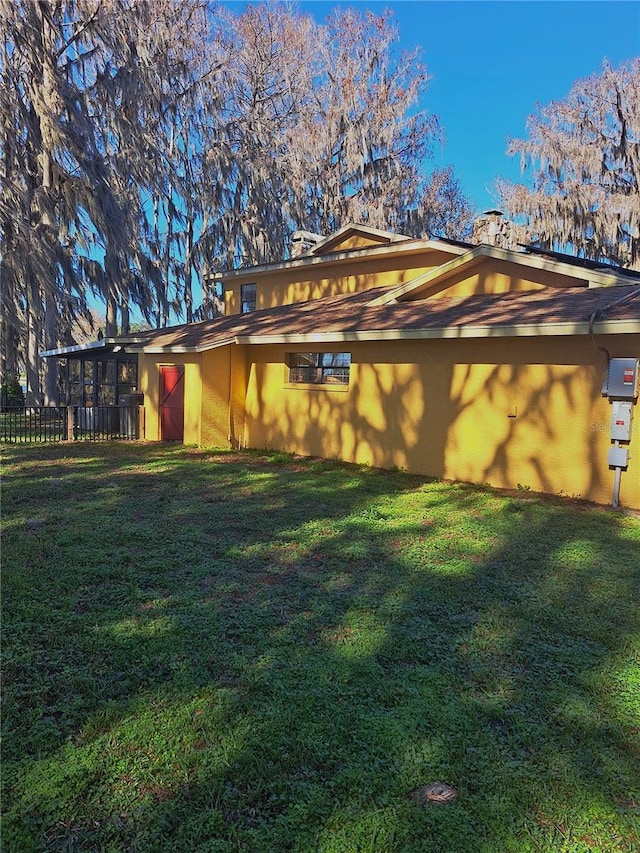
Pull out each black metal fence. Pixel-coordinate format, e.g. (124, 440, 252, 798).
(0, 406, 142, 443)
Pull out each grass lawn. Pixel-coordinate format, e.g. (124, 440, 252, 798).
(2, 442, 639, 852)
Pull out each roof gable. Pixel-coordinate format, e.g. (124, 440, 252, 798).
(369, 245, 640, 306)
(307, 223, 411, 256)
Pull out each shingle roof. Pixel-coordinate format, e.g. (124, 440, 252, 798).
(128, 283, 640, 353)
(519, 244, 640, 279)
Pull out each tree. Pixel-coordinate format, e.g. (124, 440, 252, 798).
(0, 0, 213, 398)
(285, 6, 440, 237)
(1, 1, 472, 396)
(196, 3, 473, 312)
(1, 0, 95, 402)
(394, 166, 474, 240)
(498, 59, 640, 269)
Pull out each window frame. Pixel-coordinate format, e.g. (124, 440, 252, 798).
(60, 355, 139, 406)
(286, 352, 351, 387)
(240, 283, 257, 314)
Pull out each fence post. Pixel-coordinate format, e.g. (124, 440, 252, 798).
(66, 406, 75, 441)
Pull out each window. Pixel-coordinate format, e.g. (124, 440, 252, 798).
(287, 352, 351, 385)
(83, 359, 94, 405)
(241, 283, 256, 314)
(97, 359, 116, 405)
(117, 360, 137, 396)
(69, 360, 82, 405)
(63, 356, 138, 406)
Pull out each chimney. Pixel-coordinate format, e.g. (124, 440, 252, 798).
(472, 210, 508, 247)
(290, 230, 324, 258)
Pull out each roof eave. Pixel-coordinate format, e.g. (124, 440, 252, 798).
(40, 337, 148, 358)
(60, 316, 638, 357)
(234, 318, 640, 347)
(135, 337, 236, 354)
(205, 236, 467, 282)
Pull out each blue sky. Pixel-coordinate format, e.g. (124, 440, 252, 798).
(299, 0, 640, 212)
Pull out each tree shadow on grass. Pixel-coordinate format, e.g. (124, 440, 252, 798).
(2, 445, 639, 851)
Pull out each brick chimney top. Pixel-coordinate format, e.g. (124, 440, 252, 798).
(290, 230, 324, 258)
(472, 210, 526, 249)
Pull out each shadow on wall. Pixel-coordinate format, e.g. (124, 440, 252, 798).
(226, 256, 451, 314)
(245, 334, 636, 508)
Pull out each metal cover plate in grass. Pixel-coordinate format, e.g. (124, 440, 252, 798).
(408, 783, 458, 805)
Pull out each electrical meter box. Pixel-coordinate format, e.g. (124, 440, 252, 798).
(608, 445, 630, 468)
(605, 358, 639, 399)
(610, 400, 634, 441)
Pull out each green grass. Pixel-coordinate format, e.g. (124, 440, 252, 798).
(2, 442, 639, 852)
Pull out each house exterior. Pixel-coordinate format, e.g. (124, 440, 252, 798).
(43, 224, 640, 509)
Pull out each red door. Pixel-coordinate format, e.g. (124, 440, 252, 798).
(160, 366, 184, 441)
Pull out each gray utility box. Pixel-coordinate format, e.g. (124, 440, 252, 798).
(608, 445, 630, 468)
(605, 358, 639, 399)
(610, 400, 634, 442)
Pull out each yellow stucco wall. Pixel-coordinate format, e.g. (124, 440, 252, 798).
(200, 348, 231, 447)
(241, 335, 640, 509)
(200, 346, 248, 447)
(138, 353, 202, 444)
(223, 254, 590, 314)
(137, 240, 639, 509)
(223, 249, 457, 314)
